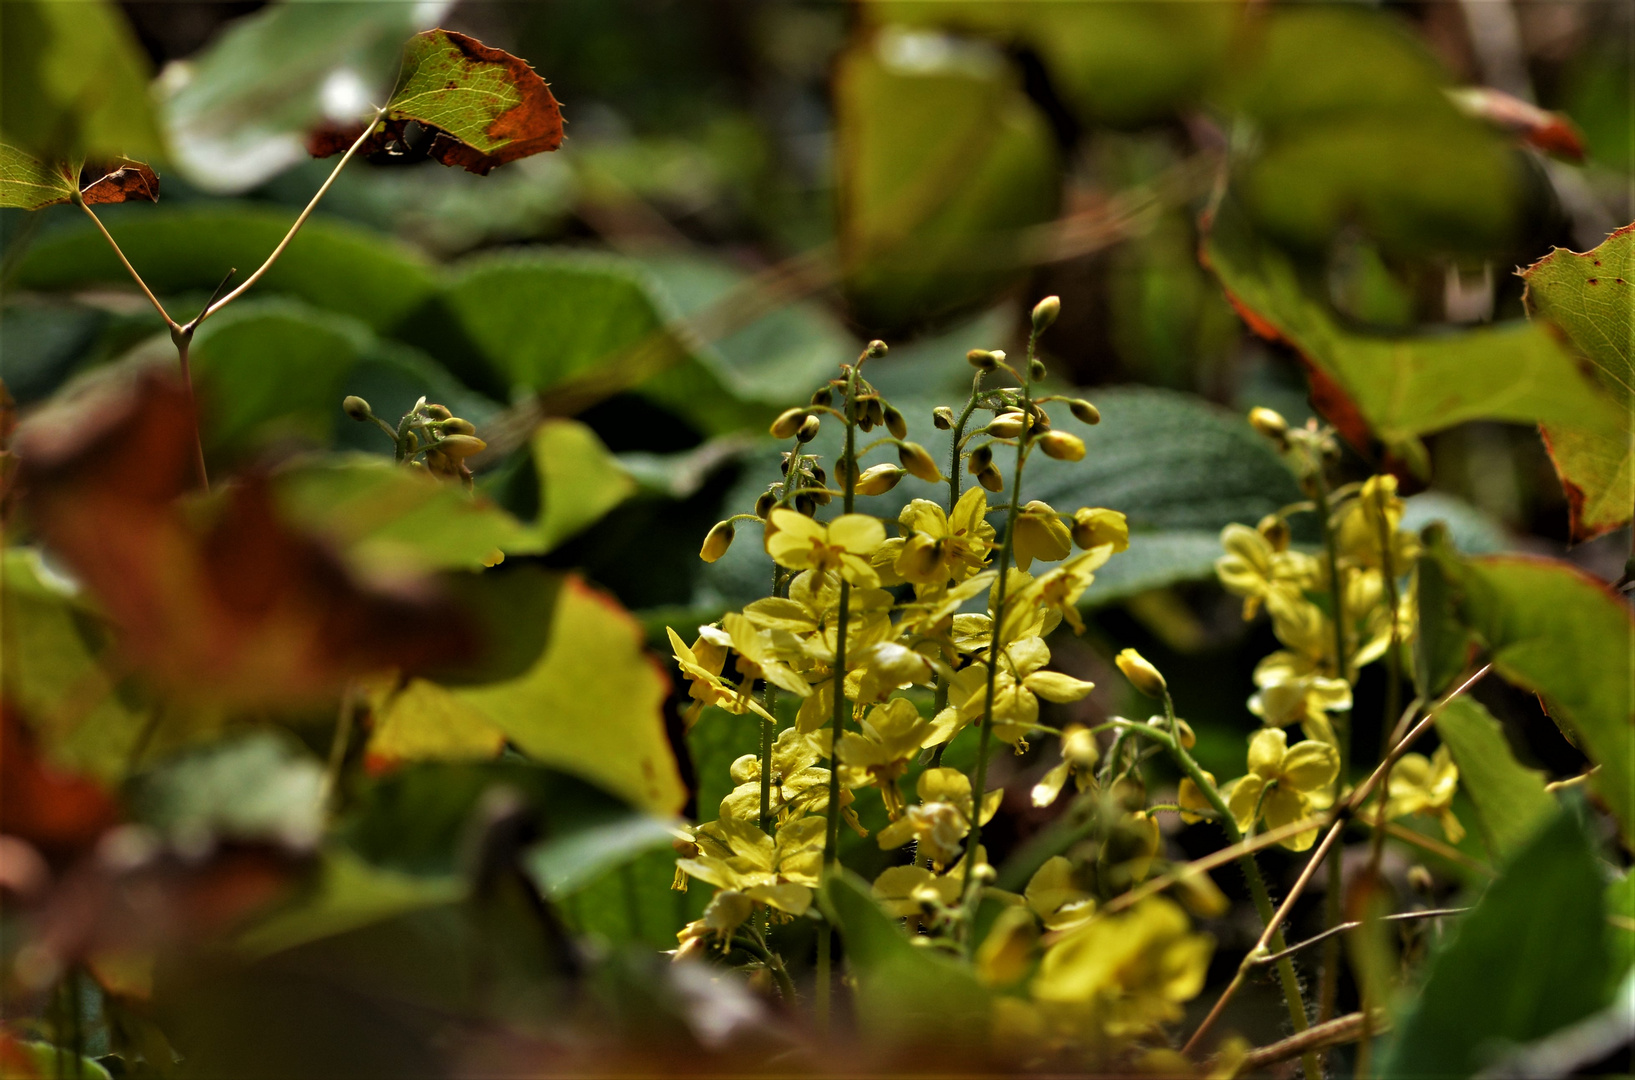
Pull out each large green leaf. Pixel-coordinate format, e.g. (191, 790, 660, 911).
(1380, 808, 1611, 1078)
(1204, 199, 1623, 450)
(0, 0, 161, 161)
(870, 1, 1235, 128)
(1220, 7, 1519, 255)
(823, 871, 991, 1047)
(531, 420, 638, 551)
(1520, 225, 1635, 538)
(158, 0, 439, 193)
(14, 206, 438, 333)
(1454, 556, 1634, 837)
(835, 30, 1060, 328)
(1433, 698, 1556, 860)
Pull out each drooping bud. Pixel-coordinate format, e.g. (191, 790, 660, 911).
(811, 386, 834, 408)
(754, 490, 777, 519)
(977, 464, 1004, 492)
(796, 414, 821, 443)
(1028, 358, 1047, 382)
(434, 434, 487, 460)
(967, 349, 999, 371)
(1031, 295, 1061, 333)
(700, 520, 735, 562)
(967, 443, 994, 475)
(1257, 513, 1291, 552)
(866, 339, 889, 359)
(1115, 648, 1167, 698)
(342, 396, 373, 421)
(440, 417, 477, 436)
(1175, 718, 1197, 749)
(987, 412, 1026, 439)
(833, 456, 857, 490)
(1248, 406, 1289, 444)
(932, 406, 955, 430)
(856, 464, 906, 496)
(883, 403, 908, 440)
(422, 403, 453, 420)
(865, 398, 885, 430)
(898, 441, 942, 483)
(1070, 507, 1128, 552)
(795, 494, 817, 517)
(1068, 398, 1101, 425)
(771, 407, 808, 440)
(1038, 430, 1085, 461)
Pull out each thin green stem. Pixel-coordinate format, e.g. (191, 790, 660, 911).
(732, 932, 798, 1003)
(930, 372, 988, 769)
(1311, 462, 1350, 1048)
(759, 565, 786, 835)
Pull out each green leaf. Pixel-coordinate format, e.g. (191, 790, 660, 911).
(0, 0, 161, 162)
(1433, 698, 1556, 859)
(274, 454, 543, 575)
(1380, 808, 1611, 1078)
(158, 0, 436, 193)
(822, 871, 991, 1047)
(524, 815, 678, 900)
(835, 31, 1060, 328)
(870, 1, 1234, 128)
(15, 206, 439, 333)
(1220, 7, 1519, 255)
(445, 574, 687, 815)
(0, 141, 74, 209)
(1414, 525, 1474, 700)
(532, 420, 638, 551)
(129, 732, 326, 852)
(0, 1039, 113, 1080)
(1454, 556, 1634, 837)
(381, 30, 563, 174)
(1204, 198, 1623, 447)
(1521, 225, 1635, 538)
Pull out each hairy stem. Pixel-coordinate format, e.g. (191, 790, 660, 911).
(1311, 463, 1350, 1046)
(760, 566, 786, 835)
(930, 372, 986, 769)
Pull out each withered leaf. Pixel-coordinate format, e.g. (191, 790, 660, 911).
(79, 160, 160, 204)
(0, 143, 160, 210)
(1, 701, 121, 858)
(310, 29, 562, 175)
(14, 372, 475, 709)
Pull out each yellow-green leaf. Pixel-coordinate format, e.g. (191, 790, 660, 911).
(533, 419, 637, 551)
(361, 677, 506, 771)
(1433, 697, 1555, 859)
(0, 141, 74, 209)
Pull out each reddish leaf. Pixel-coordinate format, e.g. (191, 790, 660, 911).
(14, 372, 475, 708)
(79, 160, 160, 204)
(0, 701, 120, 858)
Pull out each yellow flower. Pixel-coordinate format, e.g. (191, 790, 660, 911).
(1223, 728, 1339, 851)
(1248, 650, 1351, 745)
(1382, 745, 1464, 844)
(720, 727, 829, 821)
(1008, 546, 1111, 637)
(848, 641, 936, 704)
(1176, 772, 1215, 824)
(676, 812, 825, 904)
(893, 486, 995, 587)
(1334, 474, 1421, 572)
(667, 626, 773, 727)
(674, 889, 756, 959)
(1012, 501, 1072, 571)
(721, 613, 814, 699)
(929, 636, 1094, 750)
(765, 508, 886, 587)
(838, 698, 933, 818)
(1031, 725, 1100, 807)
(1024, 855, 1096, 932)
(1032, 897, 1213, 1038)
(1215, 523, 1319, 621)
(977, 905, 1040, 988)
(871, 848, 985, 917)
(1070, 508, 1129, 553)
(876, 766, 1002, 868)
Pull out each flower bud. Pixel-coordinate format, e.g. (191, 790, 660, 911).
(795, 494, 817, 516)
(883, 403, 908, 440)
(1031, 295, 1061, 333)
(967, 443, 994, 475)
(987, 412, 1026, 439)
(771, 407, 808, 440)
(1175, 718, 1196, 749)
(1028, 358, 1047, 382)
(856, 464, 906, 496)
(1248, 406, 1289, 444)
(898, 441, 942, 483)
(1068, 398, 1101, 424)
(440, 417, 477, 436)
(1257, 513, 1291, 552)
(1038, 430, 1085, 461)
(422, 403, 452, 421)
(342, 395, 373, 422)
(832, 456, 856, 490)
(754, 490, 777, 519)
(1070, 507, 1128, 552)
(796, 414, 821, 443)
(977, 464, 1004, 492)
(1115, 648, 1167, 698)
(967, 349, 999, 371)
(811, 386, 834, 408)
(867, 339, 889, 358)
(700, 520, 735, 562)
(932, 406, 954, 430)
(865, 398, 885, 430)
(434, 434, 487, 460)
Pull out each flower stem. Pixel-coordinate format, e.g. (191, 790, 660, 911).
(930, 372, 987, 769)
(760, 565, 786, 836)
(1311, 463, 1350, 1047)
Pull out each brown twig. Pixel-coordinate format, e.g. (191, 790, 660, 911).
(1237, 1009, 1391, 1073)
(1251, 907, 1469, 968)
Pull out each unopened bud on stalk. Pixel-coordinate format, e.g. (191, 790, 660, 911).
(1248, 406, 1289, 444)
(1068, 398, 1101, 424)
(811, 386, 834, 408)
(967, 444, 994, 475)
(342, 396, 373, 422)
(440, 417, 476, 436)
(795, 494, 817, 517)
(1038, 430, 1085, 461)
(1029, 358, 1047, 382)
(1257, 513, 1291, 552)
(883, 403, 908, 440)
(1115, 648, 1167, 699)
(898, 441, 942, 483)
(987, 412, 1026, 439)
(700, 520, 735, 562)
(1070, 507, 1128, 552)
(856, 464, 906, 496)
(754, 491, 777, 519)
(867, 339, 889, 359)
(1031, 295, 1061, 333)
(796, 414, 821, 443)
(933, 406, 955, 430)
(422, 403, 453, 420)
(771, 407, 808, 439)
(967, 349, 1000, 371)
(435, 434, 487, 460)
(977, 464, 1004, 492)
(865, 398, 885, 430)
(1175, 718, 1196, 749)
